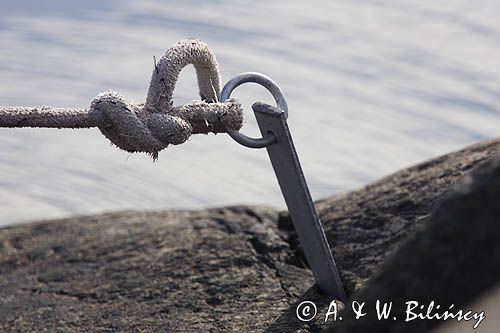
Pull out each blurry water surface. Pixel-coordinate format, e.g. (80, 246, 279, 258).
(1, 0, 500, 225)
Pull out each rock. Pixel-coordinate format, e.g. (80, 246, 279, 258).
(0, 207, 312, 332)
(0, 138, 499, 332)
(330, 155, 500, 333)
(432, 282, 500, 333)
(312, 138, 500, 295)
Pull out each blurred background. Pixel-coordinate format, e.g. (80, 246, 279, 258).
(1, 0, 500, 225)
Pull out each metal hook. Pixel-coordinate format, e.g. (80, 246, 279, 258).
(219, 72, 288, 148)
(221, 72, 345, 300)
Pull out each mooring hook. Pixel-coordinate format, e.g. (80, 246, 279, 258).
(220, 72, 288, 148)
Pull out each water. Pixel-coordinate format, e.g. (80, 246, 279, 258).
(1, 0, 500, 225)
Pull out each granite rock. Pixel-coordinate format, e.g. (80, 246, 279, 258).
(0, 139, 499, 332)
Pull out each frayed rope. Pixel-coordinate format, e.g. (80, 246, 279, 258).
(0, 39, 243, 159)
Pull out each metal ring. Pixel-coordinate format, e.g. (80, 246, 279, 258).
(220, 72, 288, 148)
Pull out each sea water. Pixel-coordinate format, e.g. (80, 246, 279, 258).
(1, 0, 500, 225)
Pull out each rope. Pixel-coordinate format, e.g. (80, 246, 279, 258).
(0, 39, 243, 159)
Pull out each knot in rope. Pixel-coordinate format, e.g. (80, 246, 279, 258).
(0, 39, 243, 159)
(93, 38, 243, 159)
(90, 91, 191, 157)
(90, 90, 241, 159)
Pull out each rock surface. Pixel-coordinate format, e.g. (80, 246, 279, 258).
(331, 155, 500, 333)
(0, 138, 499, 332)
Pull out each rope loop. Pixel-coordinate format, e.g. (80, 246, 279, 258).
(0, 39, 243, 159)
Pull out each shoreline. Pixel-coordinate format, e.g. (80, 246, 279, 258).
(1, 138, 499, 332)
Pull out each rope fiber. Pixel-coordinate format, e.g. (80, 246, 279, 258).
(0, 39, 244, 159)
